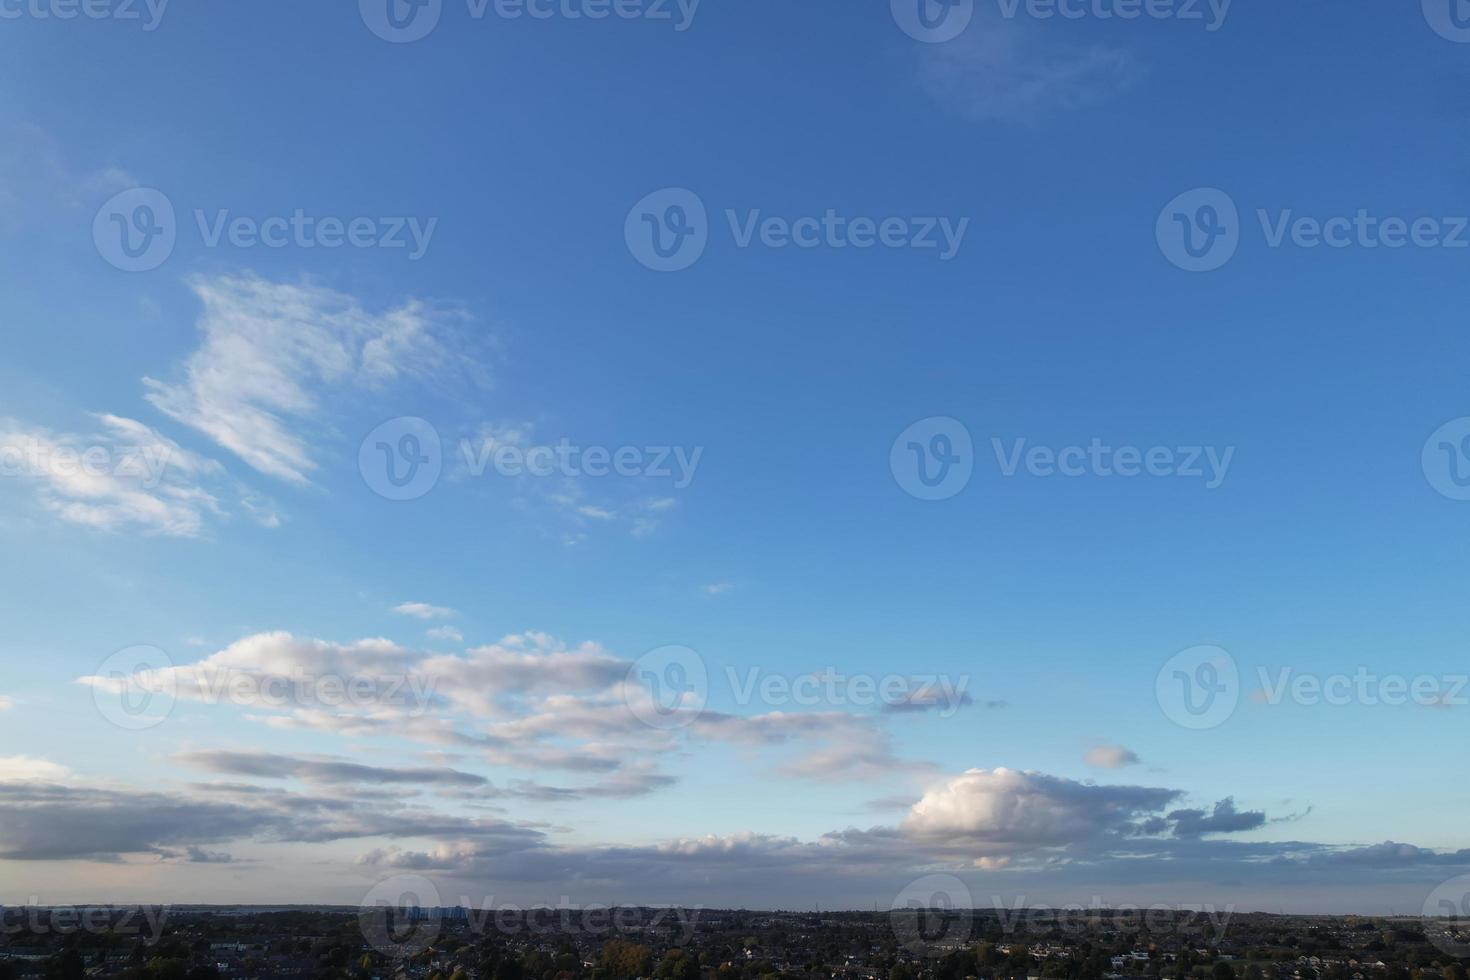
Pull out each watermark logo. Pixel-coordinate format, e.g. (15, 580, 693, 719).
(890, 874, 974, 957)
(1423, 874, 1470, 958)
(892, 0, 974, 42)
(627, 189, 969, 271)
(360, 417, 444, 501)
(1424, 0, 1470, 42)
(1156, 644, 1238, 730)
(1157, 188, 1238, 272)
(1423, 418, 1470, 501)
(360, 875, 444, 958)
(90, 645, 177, 731)
(1162, 190, 1470, 272)
(891, 417, 974, 500)
(624, 644, 708, 730)
(626, 188, 708, 272)
(361, 0, 443, 41)
(95, 187, 437, 269)
(93, 188, 176, 273)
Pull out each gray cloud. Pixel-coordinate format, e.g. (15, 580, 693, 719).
(177, 751, 490, 787)
(4, 769, 1469, 910)
(1169, 797, 1267, 838)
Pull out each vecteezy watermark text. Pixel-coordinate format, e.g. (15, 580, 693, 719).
(359, 0, 699, 43)
(359, 876, 702, 959)
(0, 903, 170, 945)
(891, 0, 1228, 44)
(0, 436, 172, 489)
(194, 210, 436, 259)
(93, 187, 437, 272)
(623, 646, 976, 730)
(85, 644, 440, 732)
(992, 437, 1235, 489)
(461, 436, 703, 489)
(991, 897, 1236, 937)
(625, 188, 969, 272)
(0, 0, 167, 29)
(1158, 187, 1470, 272)
(725, 667, 972, 717)
(358, 418, 704, 502)
(995, 0, 1229, 28)
(891, 418, 1235, 500)
(1254, 667, 1469, 708)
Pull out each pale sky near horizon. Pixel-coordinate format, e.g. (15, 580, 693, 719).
(3, 0, 1470, 916)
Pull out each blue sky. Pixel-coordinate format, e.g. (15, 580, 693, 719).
(2, 0, 1470, 913)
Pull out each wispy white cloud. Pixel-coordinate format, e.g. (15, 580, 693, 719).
(86, 628, 936, 789)
(0, 122, 134, 232)
(916, 13, 1141, 124)
(701, 582, 735, 596)
(460, 423, 682, 539)
(145, 274, 471, 485)
(427, 626, 464, 643)
(393, 601, 457, 620)
(0, 413, 274, 537)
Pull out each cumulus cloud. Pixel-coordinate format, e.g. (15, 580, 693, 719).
(421, 633, 630, 714)
(0, 414, 273, 537)
(76, 631, 437, 717)
(144, 275, 472, 485)
(1083, 744, 1140, 769)
(901, 768, 1181, 858)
